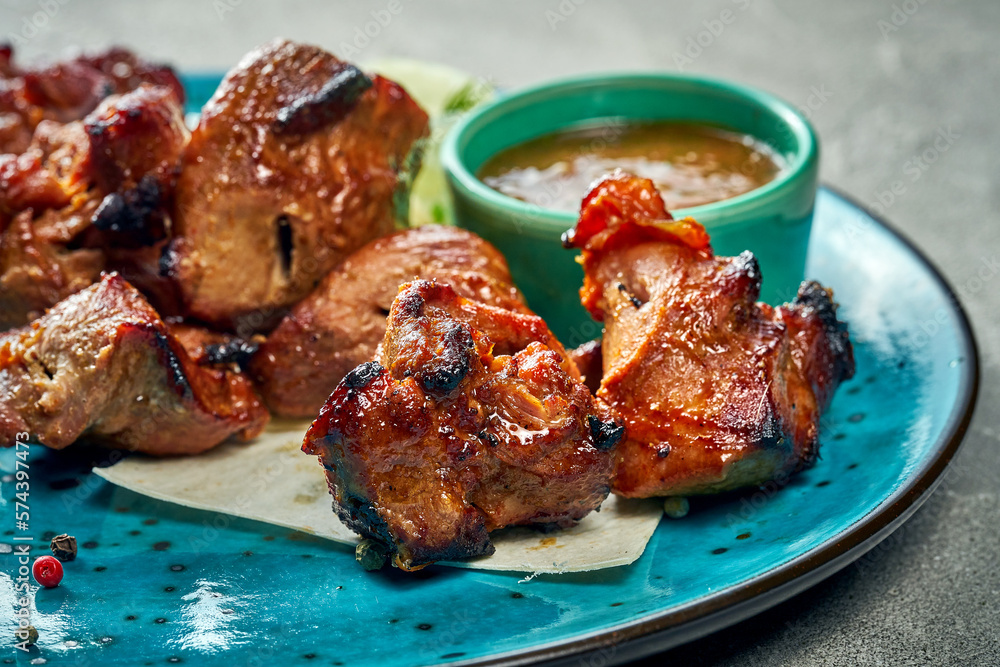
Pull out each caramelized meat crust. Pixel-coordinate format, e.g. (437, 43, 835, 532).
(0, 84, 189, 329)
(303, 280, 619, 570)
(0, 274, 268, 454)
(251, 224, 529, 417)
(0, 45, 183, 155)
(563, 173, 854, 497)
(168, 39, 429, 330)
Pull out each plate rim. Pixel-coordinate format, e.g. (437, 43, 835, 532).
(444, 185, 981, 667)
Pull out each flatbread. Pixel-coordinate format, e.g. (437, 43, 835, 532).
(94, 418, 663, 574)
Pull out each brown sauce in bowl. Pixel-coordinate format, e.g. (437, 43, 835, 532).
(478, 120, 783, 211)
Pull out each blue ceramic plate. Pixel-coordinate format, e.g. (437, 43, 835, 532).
(0, 71, 979, 666)
(0, 188, 978, 667)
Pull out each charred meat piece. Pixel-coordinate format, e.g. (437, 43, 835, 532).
(0, 208, 104, 330)
(168, 39, 429, 330)
(303, 280, 619, 571)
(168, 323, 261, 371)
(82, 83, 188, 198)
(251, 225, 529, 417)
(73, 48, 185, 103)
(1, 113, 94, 218)
(0, 274, 268, 454)
(0, 45, 183, 155)
(0, 84, 189, 328)
(563, 173, 854, 497)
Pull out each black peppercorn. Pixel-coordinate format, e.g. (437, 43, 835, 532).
(16, 625, 38, 646)
(50, 533, 77, 562)
(355, 539, 388, 571)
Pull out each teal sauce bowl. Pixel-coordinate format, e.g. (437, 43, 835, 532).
(441, 73, 819, 345)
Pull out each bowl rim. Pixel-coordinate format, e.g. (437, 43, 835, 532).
(442, 70, 819, 232)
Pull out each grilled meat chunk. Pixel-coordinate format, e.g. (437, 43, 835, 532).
(72, 48, 185, 102)
(0, 84, 189, 328)
(0, 45, 183, 155)
(0, 208, 103, 329)
(303, 280, 619, 571)
(563, 173, 854, 497)
(251, 225, 529, 417)
(167, 39, 429, 330)
(0, 274, 268, 454)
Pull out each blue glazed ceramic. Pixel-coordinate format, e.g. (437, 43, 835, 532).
(179, 73, 225, 111)
(0, 187, 978, 666)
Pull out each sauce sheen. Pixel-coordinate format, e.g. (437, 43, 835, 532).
(478, 121, 783, 212)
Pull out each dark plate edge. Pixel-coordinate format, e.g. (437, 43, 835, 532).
(444, 185, 982, 667)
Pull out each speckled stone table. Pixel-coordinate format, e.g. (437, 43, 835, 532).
(2, 1, 997, 664)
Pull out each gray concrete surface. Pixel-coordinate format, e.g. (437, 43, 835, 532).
(2, 0, 997, 664)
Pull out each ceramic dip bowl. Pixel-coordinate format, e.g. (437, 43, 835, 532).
(442, 72, 819, 344)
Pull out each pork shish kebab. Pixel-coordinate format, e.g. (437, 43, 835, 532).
(0, 84, 189, 330)
(0, 274, 268, 453)
(0, 45, 184, 155)
(563, 172, 854, 497)
(165, 39, 429, 332)
(302, 279, 623, 571)
(251, 224, 538, 417)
